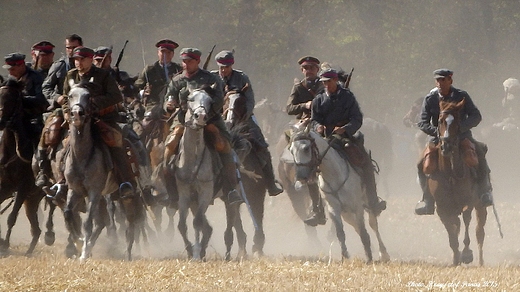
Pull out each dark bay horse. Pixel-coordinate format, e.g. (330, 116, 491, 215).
(0, 79, 45, 255)
(428, 99, 487, 266)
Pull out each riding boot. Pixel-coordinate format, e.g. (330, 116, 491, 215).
(361, 149, 386, 216)
(415, 163, 435, 215)
(257, 147, 283, 196)
(304, 185, 326, 226)
(220, 151, 243, 205)
(35, 148, 51, 187)
(475, 142, 493, 207)
(163, 125, 184, 164)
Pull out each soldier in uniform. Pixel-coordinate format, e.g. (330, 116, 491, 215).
(135, 39, 182, 115)
(61, 46, 137, 196)
(163, 47, 242, 204)
(42, 34, 82, 109)
(415, 69, 493, 215)
(35, 34, 83, 187)
(29, 41, 55, 79)
(212, 50, 283, 196)
(311, 68, 386, 216)
(286, 56, 327, 226)
(3, 52, 49, 153)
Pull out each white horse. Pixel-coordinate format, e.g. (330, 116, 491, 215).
(288, 122, 390, 262)
(175, 88, 216, 260)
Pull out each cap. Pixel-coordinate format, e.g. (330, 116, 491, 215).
(298, 56, 320, 67)
(215, 50, 234, 66)
(31, 41, 55, 54)
(433, 68, 453, 79)
(155, 39, 179, 51)
(72, 46, 95, 59)
(93, 46, 112, 60)
(3, 52, 26, 69)
(179, 48, 201, 61)
(319, 68, 338, 81)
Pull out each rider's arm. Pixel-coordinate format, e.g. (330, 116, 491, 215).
(286, 83, 309, 116)
(418, 96, 438, 137)
(460, 93, 482, 133)
(341, 92, 363, 137)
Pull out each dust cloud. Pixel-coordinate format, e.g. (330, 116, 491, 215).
(1, 1, 520, 266)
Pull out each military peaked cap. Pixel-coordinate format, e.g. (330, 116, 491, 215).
(433, 68, 453, 79)
(32, 41, 55, 54)
(3, 52, 26, 69)
(179, 48, 201, 61)
(156, 39, 179, 51)
(72, 46, 95, 59)
(215, 50, 234, 66)
(319, 68, 338, 81)
(298, 56, 320, 66)
(94, 46, 112, 60)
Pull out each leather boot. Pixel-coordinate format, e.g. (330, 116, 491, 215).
(475, 142, 493, 207)
(35, 149, 51, 187)
(304, 185, 326, 226)
(415, 166, 435, 215)
(220, 152, 243, 205)
(164, 125, 184, 164)
(258, 148, 283, 196)
(361, 149, 386, 216)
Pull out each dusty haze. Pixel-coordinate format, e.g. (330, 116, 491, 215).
(1, 0, 519, 267)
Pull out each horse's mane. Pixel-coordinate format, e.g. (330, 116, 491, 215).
(440, 98, 465, 112)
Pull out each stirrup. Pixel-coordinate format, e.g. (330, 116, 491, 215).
(227, 189, 243, 205)
(268, 180, 284, 196)
(119, 182, 135, 199)
(304, 210, 326, 227)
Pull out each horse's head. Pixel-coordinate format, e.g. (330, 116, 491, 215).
(186, 88, 213, 129)
(67, 81, 95, 129)
(0, 79, 24, 130)
(438, 99, 465, 157)
(289, 119, 319, 186)
(223, 87, 248, 128)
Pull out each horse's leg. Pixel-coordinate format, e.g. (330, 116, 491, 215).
(461, 208, 474, 264)
(193, 194, 213, 260)
(85, 196, 108, 258)
(120, 193, 142, 261)
(105, 199, 118, 245)
(3, 191, 26, 252)
(439, 213, 461, 266)
(327, 198, 349, 260)
(367, 212, 390, 262)
(23, 189, 44, 255)
(166, 206, 177, 238)
(249, 189, 266, 257)
(64, 190, 84, 258)
(233, 205, 247, 261)
(151, 204, 164, 236)
(177, 192, 192, 258)
(81, 193, 101, 261)
(342, 210, 372, 263)
(475, 206, 488, 266)
(223, 199, 236, 261)
(44, 198, 57, 246)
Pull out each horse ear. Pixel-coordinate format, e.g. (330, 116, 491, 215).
(210, 82, 217, 90)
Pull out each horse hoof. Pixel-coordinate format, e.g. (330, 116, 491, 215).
(65, 245, 78, 259)
(461, 249, 474, 264)
(44, 231, 56, 246)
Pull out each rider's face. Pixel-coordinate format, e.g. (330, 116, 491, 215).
(158, 48, 174, 65)
(182, 58, 200, 74)
(301, 65, 319, 79)
(74, 57, 93, 74)
(435, 76, 453, 95)
(218, 65, 232, 78)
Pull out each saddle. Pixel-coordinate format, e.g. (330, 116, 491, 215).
(422, 138, 479, 174)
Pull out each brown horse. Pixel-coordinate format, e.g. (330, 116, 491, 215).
(428, 98, 487, 266)
(0, 79, 45, 255)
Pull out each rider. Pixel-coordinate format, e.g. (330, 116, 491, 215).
(61, 46, 138, 197)
(135, 39, 183, 117)
(29, 41, 55, 79)
(3, 52, 49, 153)
(163, 47, 242, 204)
(212, 50, 283, 196)
(286, 56, 327, 226)
(415, 69, 493, 215)
(311, 68, 387, 216)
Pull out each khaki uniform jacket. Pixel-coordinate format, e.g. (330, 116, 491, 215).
(135, 61, 182, 109)
(62, 66, 123, 123)
(286, 77, 324, 120)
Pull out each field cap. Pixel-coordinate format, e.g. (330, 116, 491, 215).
(156, 39, 179, 51)
(93, 46, 112, 60)
(433, 68, 453, 79)
(3, 52, 25, 69)
(32, 41, 55, 54)
(179, 48, 201, 61)
(215, 50, 234, 66)
(319, 68, 338, 81)
(72, 46, 95, 59)
(298, 56, 320, 67)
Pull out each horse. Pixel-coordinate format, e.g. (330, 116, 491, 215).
(173, 88, 218, 260)
(223, 91, 272, 259)
(63, 83, 142, 261)
(288, 121, 390, 262)
(0, 79, 45, 255)
(428, 99, 487, 266)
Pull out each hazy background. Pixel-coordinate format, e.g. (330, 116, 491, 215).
(1, 0, 520, 265)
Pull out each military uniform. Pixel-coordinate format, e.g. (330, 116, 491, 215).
(61, 47, 136, 191)
(287, 77, 324, 120)
(212, 50, 282, 196)
(415, 69, 493, 215)
(42, 56, 74, 108)
(135, 61, 182, 110)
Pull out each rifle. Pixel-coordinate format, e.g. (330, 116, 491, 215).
(345, 67, 354, 88)
(202, 44, 216, 70)
(115, 40, 129, 68)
